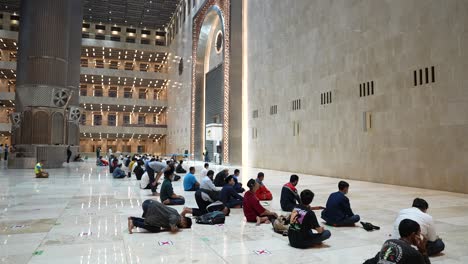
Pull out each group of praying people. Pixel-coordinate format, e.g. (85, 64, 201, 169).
(120, 160, 444, 264)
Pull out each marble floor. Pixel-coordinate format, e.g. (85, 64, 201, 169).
(0, 160, 467, 264)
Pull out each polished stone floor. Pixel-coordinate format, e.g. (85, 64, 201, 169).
(0, 160, 467, 264)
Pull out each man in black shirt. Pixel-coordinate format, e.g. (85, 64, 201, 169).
(364, 219, 430, 264)
(288, 189, 331, 248)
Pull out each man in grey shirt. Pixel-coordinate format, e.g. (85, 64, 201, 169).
(147, 161, 168, 195)
(128, 199, 192, 234)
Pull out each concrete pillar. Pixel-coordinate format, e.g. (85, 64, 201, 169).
(12, 0, 82, 168)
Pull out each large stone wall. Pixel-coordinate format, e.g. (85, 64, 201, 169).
(165, 1, 202, 155)
(246, 0, 468, 193)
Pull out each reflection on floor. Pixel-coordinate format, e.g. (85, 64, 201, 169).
(0, 160, 467, 264)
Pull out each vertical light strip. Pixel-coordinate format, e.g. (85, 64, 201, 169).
(222, 1, 230, 164)
(241, 0, 248, 167)
(191, 0, 230, 164)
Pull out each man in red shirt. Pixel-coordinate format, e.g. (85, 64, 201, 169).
(243, 179, 278, 225)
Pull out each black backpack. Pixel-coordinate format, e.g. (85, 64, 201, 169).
(125, 159, 131, 167)
(196, 211, 225, 225)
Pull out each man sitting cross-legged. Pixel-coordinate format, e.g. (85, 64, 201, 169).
(243, 179, 278, 225)
(183, 167, 200, 191)
(364, 219, 431, 264)
(160, 169, 185, 205)
(255, 172, 273, 201)
(288, 190, 331, 249)
(392, 198, 445, 256)
(321, 180, 360, 226)
(128, 199, 192, 234)
(280, 174, 301, 212)
(220, 176, 244, 208)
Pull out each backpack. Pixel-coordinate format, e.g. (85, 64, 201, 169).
(125, 159, 131, 167)
(273, 214, 290, 235)
(196, 211, 225, 225)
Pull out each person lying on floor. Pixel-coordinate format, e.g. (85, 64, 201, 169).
(160, 169, 185, 205)
(321, 180, 360, 226)
(288, 190, 331, 249)
(392, 198, 445, 256)
(364, 219, 431, 264)
(220, 176, 244, 208)
(128, 199, 192, 234)
(243, 179, 278, 225)
(255, 172, 273, 201)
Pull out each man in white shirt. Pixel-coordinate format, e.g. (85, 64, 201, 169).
(392, 198, 445, 256)
(200, 163, 209, 179)
(140, 171, 150, 189)
(200, 170, 218, 191)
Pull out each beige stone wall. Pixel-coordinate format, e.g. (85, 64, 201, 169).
(165, 1, 203, 155)
(246, 0, 468, 193)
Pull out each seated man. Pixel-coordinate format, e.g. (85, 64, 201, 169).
(73, 154, 84, 162)
(139, 171, 151, 189)
(392, 198, 444, 256)
(183, 167, 200, 191)
(321, 181, 360, 226)
(160, 169, 185, 205)
(112, 164, 126, 178)
(200, 163, 209, 178)
(288, 190, 331, 248)
(97, 156, 108, 166)
(230, 169, 245, 193)
(127, 199, 192, 234)
(280, 174, 301, 211)
(175, 160, 187, 174)
(243, 179, 278, 225)
(34, 160, 49, 178)
(214, 168, 229, 187)
(364, 219, 430, 264)
(201, 170, 218, 191)
(220, 176, 244, 208)
(255, 172, 273, 200)
(184, 189, 230, 217)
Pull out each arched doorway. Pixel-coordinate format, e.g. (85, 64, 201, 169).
(191, 0, 243, 165)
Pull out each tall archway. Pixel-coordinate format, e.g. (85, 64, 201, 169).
(191, 0, 243, 165)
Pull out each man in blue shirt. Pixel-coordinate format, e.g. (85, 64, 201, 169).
(183, 167, 200, 191)
(220, 176, 243, 208)
(321, 181, 360, 226)
(112, 164, 126, 178)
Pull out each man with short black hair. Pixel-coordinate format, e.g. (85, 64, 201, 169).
(200, 163, 209, 178)
(255, 172, 273, 200)
(160, 169, 185, 205)
(364, 219, 430, 264)
(230, 169, 245, 193)
(280, 174, 301, 211)
(289, 190, 331, 248)
(214, 168, 229, 187)
(321, 180, 360, 226)
(183, 167, 200, 191)
(128, 200, 192, 234)
(392, 198, 444, 256)
(220, 175, 243, 208)
(147, 160, 168, 196)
